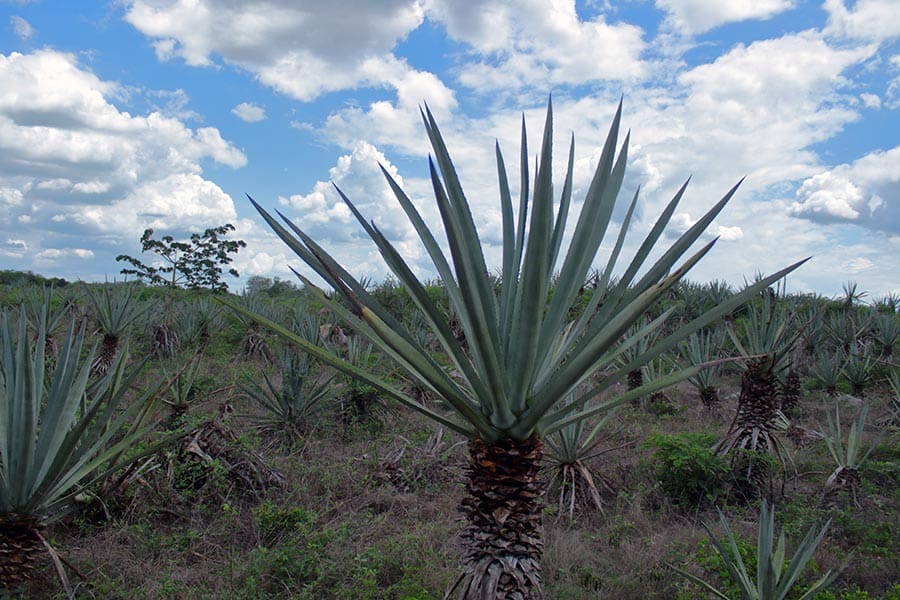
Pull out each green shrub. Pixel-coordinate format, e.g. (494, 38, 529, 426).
(645, 432, 729, 505)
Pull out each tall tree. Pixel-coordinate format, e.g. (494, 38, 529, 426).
(224, 100, 805, 599)
(116, 224, 246, 292)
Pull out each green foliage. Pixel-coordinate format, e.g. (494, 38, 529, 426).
(81, 280, 149, 337)
(252, 501, 317, 545)
(0, 308, 165, 522)
(240, 347, 336, 442)
(811, 585, 900, 600)
(0, 270, 69, 289)
(116, 224, 246, 292)
(670, 502, 838, 600)
(645, 432, 729, 505)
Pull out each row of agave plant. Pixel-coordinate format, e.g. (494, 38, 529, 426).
(1, 99, 897, 598)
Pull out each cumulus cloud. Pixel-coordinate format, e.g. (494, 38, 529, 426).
(34, 247, 94, 264)
(124, 0, 443, 104)
(277, 140, 431, 281)
(231, 101, 266, 122)
(10, 16, 34, 40)
(790, 146, 900, 232)
(425, 0, 648, 90)
(824, 0, 900, 42)
(0, 49, 245, 272)
(860, 93, 881, 108)
(620, 31, 877, 208)
(656, 0, 794, 35)
(1, 238, 27, 258)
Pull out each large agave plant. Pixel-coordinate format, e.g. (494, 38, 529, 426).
(0, 309, 162, 588)
(717, 294, 800, 496)
(223, 100, 804, 598)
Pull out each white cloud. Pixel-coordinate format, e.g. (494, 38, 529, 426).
(10, 16, 35, 40)
(860, 93, 881, 108)
(790, 146, 900, 232)
(277, 140, 432, 281)
(231, 101, 266, 122)
(824, 0, 900, 42)
(426, 0, 648, 90)
(34, 247, 95, 263)
(656, 0, 793, 35)
(842, 256, 875, 273)
(0, 49, 246, 272)
(1, 238, 27, 258)
(124, 0, 437, 102)
(715, 225, 743, 241)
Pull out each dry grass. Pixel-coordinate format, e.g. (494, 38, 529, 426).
(9, 358, 899, 600)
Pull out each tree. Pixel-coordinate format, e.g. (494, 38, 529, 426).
(116, 224, 246, 292)
(224, 100, 804, 599)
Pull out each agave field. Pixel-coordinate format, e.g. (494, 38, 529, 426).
(1, 104, 898, 599)
(0, 270, 898, 599)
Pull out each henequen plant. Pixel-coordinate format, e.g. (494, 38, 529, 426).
(669, 501, 838, 600)
(822, 402, 880, 507)
(224, 99, 805, 599)
(0, 309, 163, 589)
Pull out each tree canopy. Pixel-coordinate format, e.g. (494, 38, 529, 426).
(116, 224, 246, 292)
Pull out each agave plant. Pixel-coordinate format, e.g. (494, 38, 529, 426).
(617, 316, 662, 395)
(241, 347, 336, 445)
(0, 309, 161, 588)
(680, 328, 727, 407)
(822, 402, 880, 506)
(717, 295, 800, 495)
(842, 348, 874, 397)
(82, 280, 150, 375)
(338, 335, 385, 422)
(543, 390, 615, 519)
(223, 100, 804, 598)
(162, 354, 204, 419)
(20, 285, 71, 364)
(173, 296, 224, 351)
(670, 501, 838, 600)
(871, 313, 899, 358)
(811, 349, 846, 396)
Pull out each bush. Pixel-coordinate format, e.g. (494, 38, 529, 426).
(645, 432, 729, 506)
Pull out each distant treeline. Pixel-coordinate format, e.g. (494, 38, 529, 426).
(0, 269, 70, 288)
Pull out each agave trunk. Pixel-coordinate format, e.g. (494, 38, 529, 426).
(824, 466, 862, 508)
(153, 324, 179, 358)
(733, 359, 778, 443)
(90, 333, 119, 376)
(717, 358, 780, 497)
(450, 435, 544, 599)
(778, 369, 801, 412)
(699, 386, 720, 407)
(0, 515, 44, 588)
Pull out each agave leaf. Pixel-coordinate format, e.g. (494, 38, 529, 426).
(241, 100, 807, 447)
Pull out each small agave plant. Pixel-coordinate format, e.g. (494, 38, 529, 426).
(224, 99, 804, 598)
(543, 390, 616, 519)
(241, 348, 336, 445)
(680, 328, 727, 407)
(670, 501, 838, 600)
(822, 402, 880, 507)
(82, 280, 150, 376)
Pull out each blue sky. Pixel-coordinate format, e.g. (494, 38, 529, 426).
(0, 0, 897, 297)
